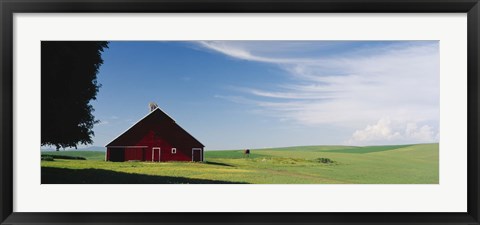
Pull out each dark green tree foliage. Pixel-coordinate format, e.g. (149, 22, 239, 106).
(41, 41, 108, 150)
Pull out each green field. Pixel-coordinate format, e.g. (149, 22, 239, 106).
(41, 143, 438, 184)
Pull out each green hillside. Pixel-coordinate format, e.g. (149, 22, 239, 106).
(41, 143, 439, 184)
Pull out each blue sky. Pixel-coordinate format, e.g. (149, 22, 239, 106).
(83, 41, 439, 150)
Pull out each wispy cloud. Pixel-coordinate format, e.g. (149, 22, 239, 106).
(198, 41, 278, 63)
(198, 41, 439, 144)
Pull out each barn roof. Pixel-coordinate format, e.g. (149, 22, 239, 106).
(105, 107, 205, 148)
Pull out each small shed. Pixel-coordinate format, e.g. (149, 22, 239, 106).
(105, 107, 204, 162)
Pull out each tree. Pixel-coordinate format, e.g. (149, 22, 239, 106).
(41, 41, 109, 150)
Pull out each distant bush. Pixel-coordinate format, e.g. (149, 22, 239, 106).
(41, 156, 54, 161)
(41, 154, 86, 160)
(315, 158, 335, 164)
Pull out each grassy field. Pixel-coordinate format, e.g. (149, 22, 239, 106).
(41, 143, 438, 184)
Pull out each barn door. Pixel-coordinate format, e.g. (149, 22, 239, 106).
(109, 148, 125, 162)
(192, 148, 202, 162)
(152, 147, 161, 162)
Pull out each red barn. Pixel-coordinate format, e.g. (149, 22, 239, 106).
(105, 107, 205, 162)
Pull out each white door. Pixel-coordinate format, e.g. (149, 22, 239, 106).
(152, 147, 160, 162)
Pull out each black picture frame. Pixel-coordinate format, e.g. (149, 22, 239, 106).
(1, 0, 479, 224)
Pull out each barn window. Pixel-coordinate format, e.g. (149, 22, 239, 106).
(171, 148, 177, 154)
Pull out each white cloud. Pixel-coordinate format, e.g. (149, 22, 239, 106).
(350, 118, 402, 143)
(405, 122, 438, 142)
(347, 118, 439, 145)
(198, 41, 439, 144)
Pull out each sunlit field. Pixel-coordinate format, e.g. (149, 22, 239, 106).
(41, 143, 438, 184)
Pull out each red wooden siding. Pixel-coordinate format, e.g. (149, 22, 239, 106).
(124, 148, 144, 161)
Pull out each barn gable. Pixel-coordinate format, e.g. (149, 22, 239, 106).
(105, 107, 204, 148)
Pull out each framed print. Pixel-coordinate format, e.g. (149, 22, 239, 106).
(1, 0, 480, 224)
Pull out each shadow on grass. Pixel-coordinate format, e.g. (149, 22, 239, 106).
(42, 167, 248, 184)
(204, 161, 235, 167)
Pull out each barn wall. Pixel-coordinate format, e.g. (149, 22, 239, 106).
(124, 148, 145, 161)
(107, 145, 203, 162)
(106, 109, 204, 162)
(133, 130, 197, 162)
